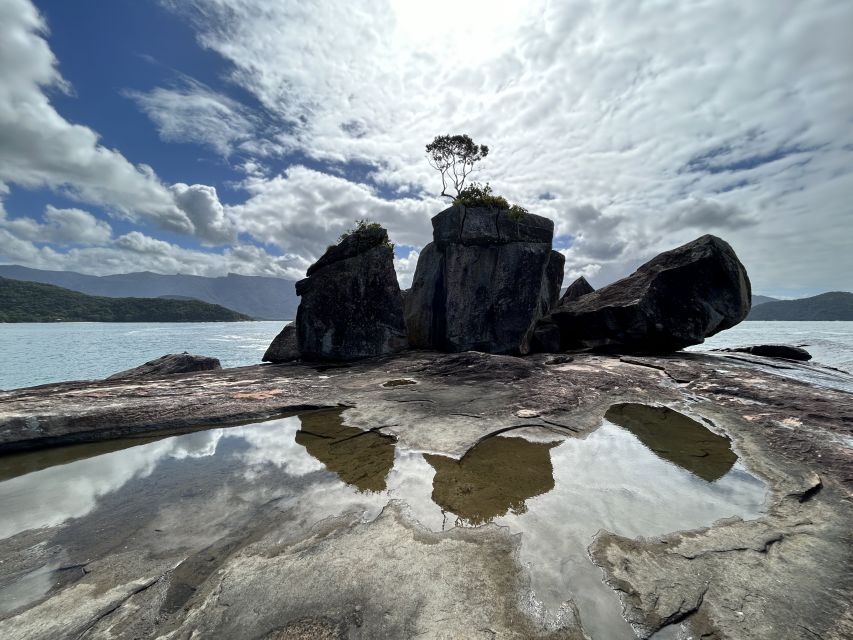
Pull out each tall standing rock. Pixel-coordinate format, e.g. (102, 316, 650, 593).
(405, 205, 563, 355)
(291, 225, 407, 361)
(545, 234, 751, 352)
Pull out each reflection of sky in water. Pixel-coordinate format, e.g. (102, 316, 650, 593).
(0, 413, 767, 639)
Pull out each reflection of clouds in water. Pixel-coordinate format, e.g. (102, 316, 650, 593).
(0, 417, 317, 540)
(494, 422, 767, 640)
(0, 431, 224, 540)
(229, 417, 324, 478)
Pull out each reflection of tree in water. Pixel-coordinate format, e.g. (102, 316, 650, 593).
(605, 403, 738, 482)
(294, 410, 396, 493)
(425, 436, 558, 526)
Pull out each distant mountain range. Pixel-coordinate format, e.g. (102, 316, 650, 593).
(751, 295, 778, 306)
(0, 265, 298, 320)
(0, 277, 251, 322)
(747, 292, 853, 321)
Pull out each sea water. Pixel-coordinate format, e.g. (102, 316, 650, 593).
(0, 320, 851, 390)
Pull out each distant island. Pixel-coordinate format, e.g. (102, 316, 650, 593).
(0, 277, 252, 322)
(0, 265, 298, 320)
(747, 292, 853, 321)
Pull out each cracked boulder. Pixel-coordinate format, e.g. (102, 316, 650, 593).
(543, 234, 751, 353)
(405, 204, 563, 354)
(294, 225, 408, 361)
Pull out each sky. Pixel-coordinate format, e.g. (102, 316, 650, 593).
(0, 0, 851, 297)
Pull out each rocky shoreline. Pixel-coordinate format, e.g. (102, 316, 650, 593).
(0, 350, 851, 639)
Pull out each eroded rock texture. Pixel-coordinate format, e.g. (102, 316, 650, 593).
(405, 205, 563, 354)
(545, 234, 751, 352)
(560, 276, 595, 303)
(294, 226, 407, 361)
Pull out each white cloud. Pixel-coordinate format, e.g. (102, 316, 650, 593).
(169, 183, 236, 245)
(0, 229, 307, 279)
(227, 165, 441, 263)
(0, 205, 112, 245)
(127, 78, 261, 157)
(162, 0, 853, 294)
(394, 248, 420, 289)
(0, 0, 196, 234)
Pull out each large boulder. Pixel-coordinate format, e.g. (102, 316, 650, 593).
(294, 225, 407, 361)
(545, 235, 751, 353)
(405, 205, 562, 355)
(262, 322, 300, 363)
(107, 352, 221, 380)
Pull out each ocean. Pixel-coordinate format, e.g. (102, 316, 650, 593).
(0, 321, 851, 391)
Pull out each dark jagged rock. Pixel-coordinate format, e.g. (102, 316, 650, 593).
(295, 226, 407, 361)
(106, 352, 221, 380)
(262, 322, 300, 363)
(405, 205, 559, 355)
(541, 251, 566, 312)
(546, 235, 751, 353)
(560, 276, 595, 303)
(721, 344, 813, 361)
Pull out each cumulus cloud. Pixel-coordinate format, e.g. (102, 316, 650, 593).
(0, 205, 112, 245)
(169, 183, 236, 245)
(161, 0, 853, 293)
(0, 228, 308, 279)
(227, 166, 441, 263)
(394, 248, 420, 289)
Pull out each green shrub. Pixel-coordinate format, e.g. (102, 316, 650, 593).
(338, 219, 394, 250)
(453, 183, 528, 221)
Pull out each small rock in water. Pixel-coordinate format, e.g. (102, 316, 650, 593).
(722, 344, 812, 361)
(107, 352, 220, 380)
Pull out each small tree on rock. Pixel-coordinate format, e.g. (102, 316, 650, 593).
(426, 134, 489, 199)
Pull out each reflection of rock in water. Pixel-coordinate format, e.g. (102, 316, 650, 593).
(605, 403, 738, 482)
(294, 411, 395, 493)
(425, 436, 558, 525)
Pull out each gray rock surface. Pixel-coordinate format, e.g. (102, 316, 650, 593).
(546, 234, 751, 352)
(0, 351, 851, 640)
(262, 322, 300, 363)
(406, 205, 560, 354)
(722, 344, 812, 361)
(106, 352, 221, 380)
(560, 276, 594, 303)
(296, 226, 407, 361)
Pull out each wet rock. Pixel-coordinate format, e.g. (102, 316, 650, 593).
(106, 352, 220, 380)
(721, 344, 812, 361)
(405, 205, 559, 354)
(263, 323, 300, 363)
(296, 225, 407, 361)
(560, 276, 595, 303)
(546, 234, 751, 353)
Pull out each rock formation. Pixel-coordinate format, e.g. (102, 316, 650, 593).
(560, 275, 595, 303)
(294, 224, 408, 361)
(106, 352, 221, 380)
(262, 322, 299, 363)
(405, 204, 564, 355)
(543, 234, 751, 353)
(721, 344, 812, 361)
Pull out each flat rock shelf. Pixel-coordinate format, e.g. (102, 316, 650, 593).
(0, 351, 851, 639)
